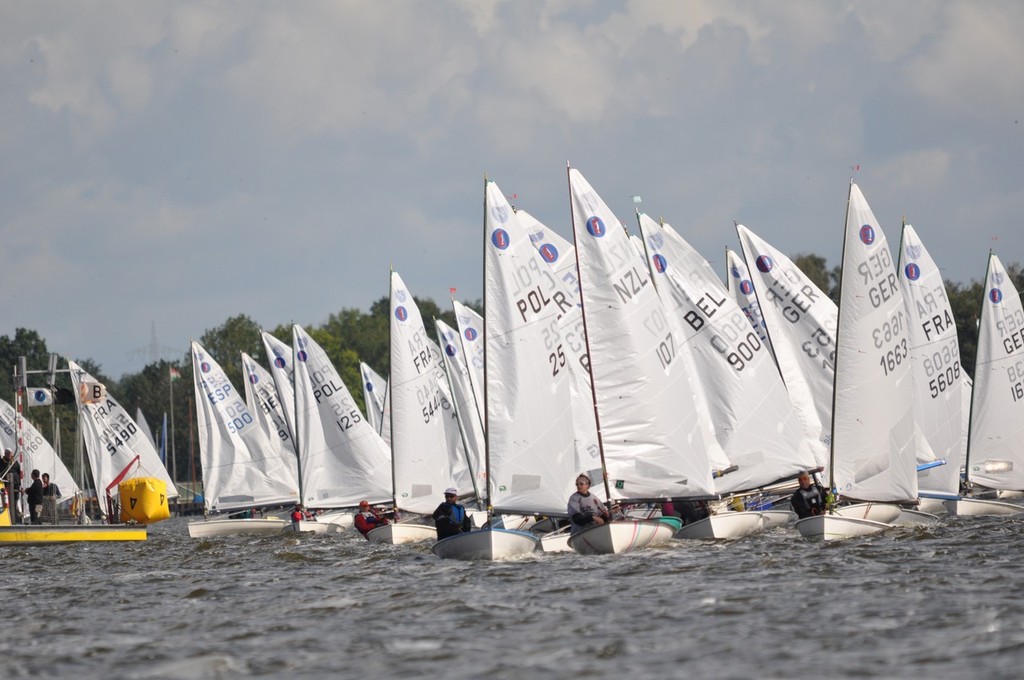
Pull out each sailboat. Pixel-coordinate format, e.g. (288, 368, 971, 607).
(566, 167, 717, 554)
(796, 183, 919, 540)
(434, 178, 599, 560)
(359, 362, 391, 447)
(376, 271, 465, 545)
(958, 253, 1024, 513)
(187, 341, 300, 538)
(638, 215, 818, 539)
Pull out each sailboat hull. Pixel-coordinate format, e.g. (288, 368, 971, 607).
(310, 509, 355, 529)
(795, 514, 891, 541)
(674, 512, 766, 540)
(187, 517, 288, 538)
(282, 520, 336, 534)
(568, 520, 673, 555)
(943, 498, 1024, 517)
(432, 528, 539, 561)
(833, 503, 902, 524)
(367, 523, 437, 544)
(761, 509, 796, 528)
(538, 526, 572, 553)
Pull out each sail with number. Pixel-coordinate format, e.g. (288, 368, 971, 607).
(0, 398, 80, 502)
(261, 332, 298, 444)
(638, 214, 816, 493)
(188, 343, 295, 512)
(485, 180, 601, 515)
(452, 299, 485, 433)
(69, 360, 179, 514)
(897, 223, 964, 498)
(388, 272, 460, 514)
(726, 247, 773, 354)
(966, 253, 1024, 491)
(435, 318, 485, 499)
(831, 184, 917, 503)
(291, 325, 392, 508)
(735, 224, 836, 467)
(569, 167, 716, 500)
(241, 352, 297, 462)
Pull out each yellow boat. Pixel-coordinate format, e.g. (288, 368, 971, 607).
(0, 482, 147, 545)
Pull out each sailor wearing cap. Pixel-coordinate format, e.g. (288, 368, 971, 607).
(431, 487, 471, 539)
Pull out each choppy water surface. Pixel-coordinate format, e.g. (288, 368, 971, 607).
(4, 515, 1024, 679)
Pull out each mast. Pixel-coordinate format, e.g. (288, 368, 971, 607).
(566, 163, 613, 505)
(962, 250, 993, 492)
(387, 269, 398, 512)
(291, 332, 305, 507)
(481, 174, 492, 514)
(827, 180, 855, 497)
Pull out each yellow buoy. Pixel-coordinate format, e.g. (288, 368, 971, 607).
(119, 477, 170, 525)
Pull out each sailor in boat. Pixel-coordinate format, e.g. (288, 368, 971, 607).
(567, 474, 611, 534)
(790, 471, 829, 519)
(290, 504, 314, 524)
(662, 499, 710, 526)
(432, 488, 471, 539)
(353, 500, 390, 538)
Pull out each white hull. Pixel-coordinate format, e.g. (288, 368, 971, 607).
(674, 512, 765, 540)
(538, 527, 572, 553)
(187, 517, 288, 538)
(432, 529, 539, 561)
(892, 509, 941, 526)
(311, 509, 355, 529)
(834, 502, 902, 524)
(795, 514, 892, 541)
(366, 523, 437, 544)
(568, 520, 674, 555)
(917, 497, 948, 515)
(997, 489, 1024, 499)
(761, 509, 796, 529)
(282, 520, 335, 534)
(943, 497, 1024, 517)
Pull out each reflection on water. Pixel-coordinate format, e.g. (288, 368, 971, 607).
(5, 516, 1024, 679)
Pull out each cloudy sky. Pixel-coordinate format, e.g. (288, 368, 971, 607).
(2, 1, 1022, 378)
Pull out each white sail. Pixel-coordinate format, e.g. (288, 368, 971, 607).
(69, 360, 179, 512)
(359, 361, 391, 446)
(261, 332, 298, 444)
(241, 352, 298, 463)
(0, 398, 80, 502)
(638, 214, 816, 493)
(388, 272, 459, 514)
(517, 208, 582, 301)
(725, 247, 773, 354)
(189, 342, 296, 512)
(435, 319, 485, 499)
(966, 253, 1024, 490)
(452, 299, 485, 433)
(291, 325, 392, 508)
(569, 167, 716, 500)
(485, 180, 601, 515)
(897, 223, 964, 497)
(135, 407, 158, 450)
(831, 184, 917, 502)
(735, 224, 836, 467)
(508, 204, 602, 483)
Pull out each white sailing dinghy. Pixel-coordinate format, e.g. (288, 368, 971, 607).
(377, 272, 468, 545)
(958, 253, 1024, 515)
(0, 398, 81, 510)
(435, 318, 486, 499)
(186, 342, 299, 537)
(796, 183, 919, 540)
(566, 167, 716, 554)
(638, 215, 818, 539)
(435, 179, 596, 559)
(725, 247, 774, 355)
(359, 362, 391, 447)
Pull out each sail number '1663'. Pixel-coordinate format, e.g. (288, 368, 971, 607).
(879, 338, 909, 376)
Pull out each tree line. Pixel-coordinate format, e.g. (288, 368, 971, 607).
(1, 254, 1021, 487)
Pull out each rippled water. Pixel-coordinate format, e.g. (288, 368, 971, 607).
(4, 515, 1024, 679)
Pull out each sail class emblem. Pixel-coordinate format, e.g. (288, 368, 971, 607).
(755, 255, 773, 273)
(394, 306, 409, 322)
(491, 228, 510, 250)
(652, 254, 668, 273)
(539, 243, 559, 262)
(740, 280, 754, 295)
(904, 263, 921, 281)
(989, 288, 1003, 304)
(859, 225, 876, 245)
(586, 216, 606, 237)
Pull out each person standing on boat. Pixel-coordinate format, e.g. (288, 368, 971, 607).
(354, 500, 390, 538)
(568, 474, 611, 534)
(790, 471, 828, 519)
(41, 473, 61, 523)
(24, 469, 44, 525)
(2, 449, 22, 523)
(432, 488, 471, 539)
